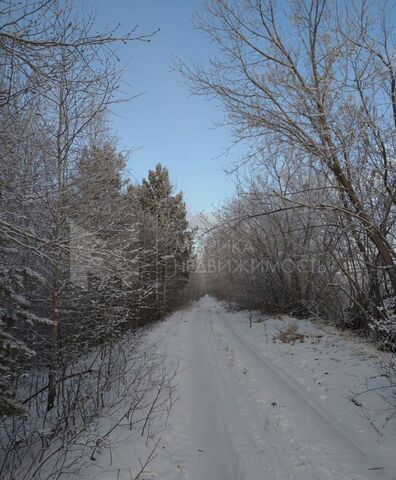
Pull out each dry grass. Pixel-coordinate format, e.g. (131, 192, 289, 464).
(275, 323, 305, 344)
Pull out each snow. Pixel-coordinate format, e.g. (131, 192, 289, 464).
(77, 296, 396, 479)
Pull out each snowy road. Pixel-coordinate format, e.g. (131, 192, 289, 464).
(150, 296, 395, 480)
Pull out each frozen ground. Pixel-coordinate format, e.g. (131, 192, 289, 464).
(84, 295, 396, 480)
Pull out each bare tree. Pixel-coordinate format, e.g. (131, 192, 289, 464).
(180, 0, 396, 339)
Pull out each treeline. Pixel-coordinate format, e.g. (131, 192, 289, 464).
(0, 0, 192, 426)
(186, 0, 396, 350)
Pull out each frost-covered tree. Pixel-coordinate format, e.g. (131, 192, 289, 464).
(70, 141, 140, 343)
(181, 0, 396, 344)
(0, 2, 186, 478)
(138, 164, 193, 320)
(0, 264, 37, 416)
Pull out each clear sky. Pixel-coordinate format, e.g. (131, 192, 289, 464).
(92, 0, 244, 215)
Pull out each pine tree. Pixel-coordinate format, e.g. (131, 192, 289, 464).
(70, 142, 140, 343)
(138, 164, 193, 319)
(0, 247, 45, 416)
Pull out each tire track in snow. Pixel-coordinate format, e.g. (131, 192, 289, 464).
(213, 304, 394, 479)
(152, 298, 395, 479)
(152, 306, 236, 480)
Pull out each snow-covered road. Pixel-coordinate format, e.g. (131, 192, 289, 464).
(150, 296, 395, 480)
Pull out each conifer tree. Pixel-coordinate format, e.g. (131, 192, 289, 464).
(138, 164, 193, 319)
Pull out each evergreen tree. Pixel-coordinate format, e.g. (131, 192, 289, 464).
(138, 164, 193, 320)
(0, 247, 46, 416)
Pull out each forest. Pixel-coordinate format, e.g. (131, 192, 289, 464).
(190, 0, 396, 351)
(1, 0, 396, 479)
(0, 1, 193, 477)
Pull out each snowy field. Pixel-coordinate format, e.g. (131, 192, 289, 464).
(79, 295, 396, 480)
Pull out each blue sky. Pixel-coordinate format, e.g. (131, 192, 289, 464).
(92, 0, 244, 215)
